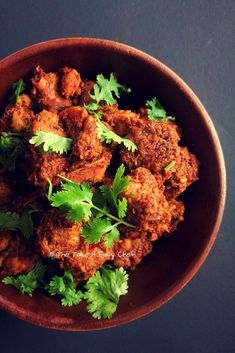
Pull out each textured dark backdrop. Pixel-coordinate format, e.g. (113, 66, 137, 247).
(0, 1, 234, 352)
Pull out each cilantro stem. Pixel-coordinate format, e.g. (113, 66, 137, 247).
(83, 202, 135, 229)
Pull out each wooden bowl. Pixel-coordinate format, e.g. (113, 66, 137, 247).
(0, 38, 226, 331)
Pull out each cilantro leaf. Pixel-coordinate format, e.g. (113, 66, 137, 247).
(48, 171, 135, 247)
(100, 164, 130, 218)
(49, 180, 93, 222)
(47, 271, 83, 306)
(0, 132, 26, 171)
(9, 79, 26, 105)
(96, 119, 137, 152)
(2, 262, 46, 296)
(0, 210, 35, 238)
(84, 265, 129, 319)
(90, 73, 131, 106)
(29, 131, 72, 154)
(81, 217, 120, 247)
(146, 97, 175, 122)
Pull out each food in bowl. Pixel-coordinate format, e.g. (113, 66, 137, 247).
(0, 65, 199, 319)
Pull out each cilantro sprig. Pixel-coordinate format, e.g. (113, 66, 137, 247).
(84, 265, 129, 319)
(2, 262, 46, 296)
(48, 165, 134, 247)
(83, 73, 136, 152)
(29, 131, 72, 154)
(100, 163, 129, 218)
(96, 119, 137, 152)
(9, 79, 26, 105)
(47, 271, 84, 306)
(146, 97, 175, 122)
(0, 210, 36, 238)
(0, 132, 26, 171)
(3, 264, 129, 319)
(89, 73, 131, 106)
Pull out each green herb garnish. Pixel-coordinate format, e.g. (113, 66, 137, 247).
(96, 119, 137, 152)
(2, 262, 46, 296)
(84, 265, 129, 319)
(90, 73, 131, 106)
(9, 79, 26, 105)
(0, 210, 36, 238)
(47, 271, 84, 307)
(29, 131, 72, 154)
(0, 132, 25, 171)
(146, 97, 175, 122)
(164, 161, 176, 171)
(48, 165, 135, 247)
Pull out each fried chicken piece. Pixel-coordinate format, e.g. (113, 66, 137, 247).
(113, 237, 152, 269)
(101, 105, 140, 137)
(0, 231, 37, 277)
(1, 94, 35, 132)
(61, 108, 103, 160)
(163, 147, 199, 199)
(120, 118, 198, 198)
(122, 167, 184, 240)
(27, 147, 68, 188)
(60, 67, 83, 98)
(73, 115, 103, 160)
(59, 106, 88, 138)
(65, 150, 112, 184)
(36, 210, 113, 281)
(79, 80, 95, 105)
(31, 109, 66, 136)
(31, 66, 71, 111)
(27, 110, 69, 188)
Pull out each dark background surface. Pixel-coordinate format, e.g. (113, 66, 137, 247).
(0, 1, 234, 352)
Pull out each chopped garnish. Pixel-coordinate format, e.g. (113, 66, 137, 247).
(29, 131, 72, 154)
(84, 102, 101, 113)
(164, 161, 176, 171)
(2, 262, 46, 296)
(48, 166, 134, 247)
(0, 132, 26, 171)
(9, 79, 26, 105)
(90, 73, 131, 106)
(0, 210, 36, 238)
(100, 163, 129, 218)
(96, 118, 137, 152)
(84, 265, 129, 320)
(146, 97, 175, 122)
(47, 271, 83, 307)
(81, 217, 120, 246)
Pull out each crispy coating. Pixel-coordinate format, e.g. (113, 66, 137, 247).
(1, 94, 35, 132)
(31, 109, 66, 136)
(120, 117, 198, 198)
(79, 80, 95, 105)
(60, 67, 83, 98)
(73, 115, 103, 160)
(101, 105, 140, 137)
(31, 66, 72, 111)
(27, 147, 68, 188)
(65, 150, 112, 184)
(113, 237, 152, 269)
(59, 106, 88, 138)
(36, 210, 113, 281)
(0, 231, 37, 277)
(121, 167, 184, 241)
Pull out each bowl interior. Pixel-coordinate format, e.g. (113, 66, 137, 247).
(0, 39, 225, 330)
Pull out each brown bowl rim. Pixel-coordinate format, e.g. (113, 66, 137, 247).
(0, 37, 226, 331)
